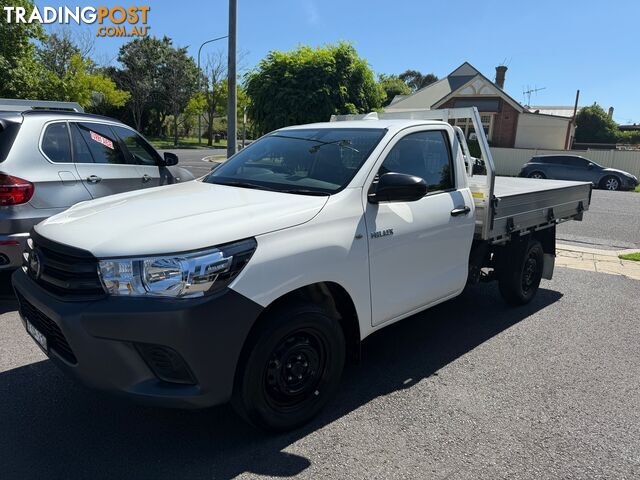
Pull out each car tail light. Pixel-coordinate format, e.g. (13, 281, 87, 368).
(0, 173, 34, 206)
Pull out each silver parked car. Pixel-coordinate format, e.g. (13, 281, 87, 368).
(519, 154, 638, 191)
(0, 100, 194, 270)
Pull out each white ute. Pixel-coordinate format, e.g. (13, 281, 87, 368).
(14, 108, 591, 431)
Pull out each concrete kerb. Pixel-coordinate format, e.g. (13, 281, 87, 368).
(556, 243, 640, 281)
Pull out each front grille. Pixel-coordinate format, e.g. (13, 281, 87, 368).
(17, 291, 77, 364)
(25, 231, 104, 298)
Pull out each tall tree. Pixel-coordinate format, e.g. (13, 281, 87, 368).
(160, 47, 198, 145)
(201, 51, 228, 146)
(398, 69, 438, 91)
(575, 103, 619, 144)
(36, 33, 128, 111)
(378, 74, 412, 106)
(0, 0, 45, 98)
(117, 36, 172, 132)
(245, 42, 384, 134)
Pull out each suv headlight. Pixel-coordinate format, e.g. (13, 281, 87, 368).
(97, 238, 257, 298)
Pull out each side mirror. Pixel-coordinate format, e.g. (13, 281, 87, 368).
(369, 172, 427, 203)
(161, 152, 179, 167)
(587, 162, 594, 169)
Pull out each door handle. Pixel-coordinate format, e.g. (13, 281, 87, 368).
(142, 174, 151, 182)
(86, 175, 102, 184)
(451, 206, 471, 217)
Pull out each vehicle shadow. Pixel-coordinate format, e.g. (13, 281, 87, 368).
(0, 283, 562, 479)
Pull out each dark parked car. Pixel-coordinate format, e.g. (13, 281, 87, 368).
(519, 155, 639, 191)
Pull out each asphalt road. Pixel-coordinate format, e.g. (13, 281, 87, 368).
(557, 189, 640, 249)
(1, 267, 639, 479)
(161, 148, 225, 178)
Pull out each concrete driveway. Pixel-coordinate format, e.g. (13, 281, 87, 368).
(1, 267, 638, 479)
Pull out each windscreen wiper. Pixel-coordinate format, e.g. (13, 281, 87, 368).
(280, 189, 330, 196)
(270, 134, 360, 154)
(211, 180, 277, 191)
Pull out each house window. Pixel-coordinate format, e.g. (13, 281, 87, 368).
(455, 114, 494, 142)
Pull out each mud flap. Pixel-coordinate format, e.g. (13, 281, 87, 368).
(542, 253, 555, 280)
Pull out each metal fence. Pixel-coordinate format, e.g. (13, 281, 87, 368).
(490, 147, 640, 177)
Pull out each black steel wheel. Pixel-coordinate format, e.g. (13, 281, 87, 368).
(498, 238, 544, 306)
(232, 302, 345, 431)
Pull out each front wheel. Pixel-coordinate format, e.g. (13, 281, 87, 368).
(498, 238, 544, 306)
(528, 171, 546, 179)
(232, 302, 345, 431)
(601, 175, 620, 191)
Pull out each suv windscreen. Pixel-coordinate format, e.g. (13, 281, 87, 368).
(205, 128, 387, 195)
(0, 121, 21, 162)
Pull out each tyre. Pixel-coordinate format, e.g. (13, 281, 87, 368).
(600, 175, 620, 191)
(498, 238, 544, 306)
(232, 302, 345, 431)
(528, 171, 546, 179)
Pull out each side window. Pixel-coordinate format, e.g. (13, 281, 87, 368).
(71, 122, 127, 165)
(41, 123, 71, 163)
(567, 157, 588, 168)
(380, 130, 454, 192)
(112, 126, 159, 166)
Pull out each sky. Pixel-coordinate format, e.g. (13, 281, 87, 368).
(36, 0, 640, 124)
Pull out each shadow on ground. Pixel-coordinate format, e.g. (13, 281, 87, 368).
(0, 282, 562, 479)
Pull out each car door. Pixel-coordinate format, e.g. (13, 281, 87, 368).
(560, 156, 593, 182)
(111, 125, 165, 188)
(70, 122, 143, 198)
(35, 121, 92, 208)
(364, 128, 475, 327)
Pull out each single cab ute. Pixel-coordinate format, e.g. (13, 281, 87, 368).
(13, 108, 592, 431)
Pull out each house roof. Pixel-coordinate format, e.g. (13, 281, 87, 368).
(528, 106, 581, 118)
(386, 61, 525, 113)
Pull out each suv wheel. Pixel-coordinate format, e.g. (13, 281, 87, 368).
(528, 171, 546, 179)
(232, 302, 345, 431)
(601, 176, 620, 191)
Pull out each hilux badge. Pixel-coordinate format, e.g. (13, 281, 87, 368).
(370, 228, 394, 239)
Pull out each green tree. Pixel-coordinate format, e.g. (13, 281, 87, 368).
(160, 47, 199, 145)
(116, 36, 173, 132)
(398, 69, 438, 91)
(245, 42, 384, 134)
(575, 103, 619, 144)
(379, 74, 412, 106)
(0, 0, 45, 98)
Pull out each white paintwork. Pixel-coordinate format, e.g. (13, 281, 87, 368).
(34, 109, 565, 343)
(515, 112, 573, 150)
(35, 180, 329, 256)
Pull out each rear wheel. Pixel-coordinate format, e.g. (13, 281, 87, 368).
(528, 171, 546, 179)
(498, 238, 544, 306)
(232, 302, 345, 431)
(600, 175, 620, 191)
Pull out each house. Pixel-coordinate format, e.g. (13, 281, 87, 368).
(385, 62, 576, 150)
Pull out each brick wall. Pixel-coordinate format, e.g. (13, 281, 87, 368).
(437, 97, 519, 148)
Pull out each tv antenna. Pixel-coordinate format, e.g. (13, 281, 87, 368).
(522, 85, 546, 106)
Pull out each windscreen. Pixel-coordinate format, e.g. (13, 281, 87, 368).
(205, 128, 386, 195)
(0, 121, 21, 162)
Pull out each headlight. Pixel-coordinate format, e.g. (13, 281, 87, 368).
(98, 238, 257, 298)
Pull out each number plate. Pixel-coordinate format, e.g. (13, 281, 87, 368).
(26, 320, 48, 352)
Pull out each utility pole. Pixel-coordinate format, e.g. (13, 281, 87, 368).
(227, 0, 237, 157)
(564, 89, 580, 150)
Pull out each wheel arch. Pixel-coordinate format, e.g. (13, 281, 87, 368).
(234, 281, 362, 384)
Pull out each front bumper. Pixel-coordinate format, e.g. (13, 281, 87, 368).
(0, 232, 29, 269)
(12, 269, 263, 408)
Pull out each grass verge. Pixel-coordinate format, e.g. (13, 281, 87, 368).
(619, 252, 640, 261)
(148, 137, 227, 149)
